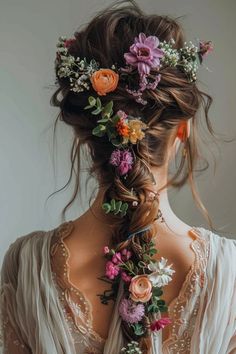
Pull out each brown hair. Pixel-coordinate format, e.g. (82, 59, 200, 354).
(50, 0, 219, 351)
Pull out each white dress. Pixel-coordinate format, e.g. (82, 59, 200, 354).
(0, 220, 236, 354)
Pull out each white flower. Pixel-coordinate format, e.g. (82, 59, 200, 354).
(147, 257, 175, 287)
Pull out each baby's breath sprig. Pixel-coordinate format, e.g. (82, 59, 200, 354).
(159, 38, 201, 82)
(121, 340, 142, 354)
(56, 36, 99, 92)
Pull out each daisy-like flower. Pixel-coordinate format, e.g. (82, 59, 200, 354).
(124, 32, 164, 76)
(148, 257, 175, 287)
(119, 298, 145, 324)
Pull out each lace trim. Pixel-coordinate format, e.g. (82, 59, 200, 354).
(162, 227, 210, 353)
(50, 220, 106, 348)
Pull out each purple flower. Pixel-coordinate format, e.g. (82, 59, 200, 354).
(118, 298, 145, 324)
(109, 149, 134, 176)
(124, 32, 164, 76)
(109, 149, 122, 167)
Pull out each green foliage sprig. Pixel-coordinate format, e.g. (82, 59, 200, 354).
(102, 198, 129, 217)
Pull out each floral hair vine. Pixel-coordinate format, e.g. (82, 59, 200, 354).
(55, 33, 213, 353)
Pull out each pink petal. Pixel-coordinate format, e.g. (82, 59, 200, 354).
(124, 52, 138, 65)
(138, 32, 146, 44)
(152, 48, 165, 58)
(138, 62, 150, 75)
(144, 35, 160, 49)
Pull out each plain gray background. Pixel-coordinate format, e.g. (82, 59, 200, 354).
(1, 0, 236, 264)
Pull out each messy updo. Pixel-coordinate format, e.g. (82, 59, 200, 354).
(50, 0, 216, 351)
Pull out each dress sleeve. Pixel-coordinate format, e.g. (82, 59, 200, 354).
(0, 238, 32, 354)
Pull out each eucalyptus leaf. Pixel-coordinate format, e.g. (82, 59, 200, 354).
(110, 199, 116, 211)
(88, 96, 96, 106)
(96, 97, 102, 108)
(92, 107, 102, 115)
(102, 203, 111, 214)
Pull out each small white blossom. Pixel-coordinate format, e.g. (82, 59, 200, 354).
(148, 257, 175, 287)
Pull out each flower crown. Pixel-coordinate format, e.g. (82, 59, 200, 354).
(55, 33, 213, 353)
(55, 33, 213, 215)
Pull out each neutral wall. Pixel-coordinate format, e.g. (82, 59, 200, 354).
(1, 0, 236, 264)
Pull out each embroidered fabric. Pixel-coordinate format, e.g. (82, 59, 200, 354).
(50, 220, 105, 354)
(162, 228, 210, 353)
(50, 221, 210, 354)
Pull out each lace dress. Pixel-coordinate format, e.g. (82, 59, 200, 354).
(1, 220, 235, 354)
(49, 221, 210, 354)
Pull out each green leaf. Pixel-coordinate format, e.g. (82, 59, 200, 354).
(120, 202, 128, 217)
(96, 97, 102, 108)
(102, 203, 111, 214)
(131, 323, 145, 336)
(97, 117, 109, 123)
(152, 287, 163, 297)
(91, 107, 102, 115)
(149, 248, 158, 256)
(110, 199, 116, 211)
(88, 96, 96, 106)
(148, 303, 159, 313)
(110, 138, 121, 147)
(92, 126, 106, 137)
(102, 101, 113, 117)
(159, 305, 168, 313)
(112, 114, 120, 124)
(84, 105, 92, 110)
(114, 200, 122, 215)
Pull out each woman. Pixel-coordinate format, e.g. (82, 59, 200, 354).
(0, 1, 235, 353)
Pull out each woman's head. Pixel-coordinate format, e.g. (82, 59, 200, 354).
(50, 1, 216, 351)
(51, 0, 214, 225)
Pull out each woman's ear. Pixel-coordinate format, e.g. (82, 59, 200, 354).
(176, 120, 190, 142)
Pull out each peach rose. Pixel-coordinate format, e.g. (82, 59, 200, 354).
(90, 69, 119, 96)
(129, 275, 152, 303)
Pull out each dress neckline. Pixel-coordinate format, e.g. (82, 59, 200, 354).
(51, 220, 206, 347)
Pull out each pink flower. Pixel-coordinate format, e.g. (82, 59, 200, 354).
(103, 246, 110, 254)
(117, 110, 128, 119)
(112, 252, 122, 264)
(105, 261, 120, 279)
(124, 32, 164, 76)
(199, 40, 214, 59)
(118, 298, 145, 323)
(150, 317, 172, 331)
(121, 271, 132, 283)
(121, 248, 132, 261)
(109, 149, 134, 176)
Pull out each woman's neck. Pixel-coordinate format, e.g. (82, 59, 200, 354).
(75, 165, 193, 242)
(151, 164, 193, 236)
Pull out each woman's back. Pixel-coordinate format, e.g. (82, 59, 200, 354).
(50, 216, 209, 349)
(1, 219, 235, 354)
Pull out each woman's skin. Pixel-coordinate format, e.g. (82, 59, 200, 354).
(61, 120, 196, 342)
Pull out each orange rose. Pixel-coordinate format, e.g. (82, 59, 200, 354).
(129, 275, 152, 303)
(90, 69, 119, 96)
